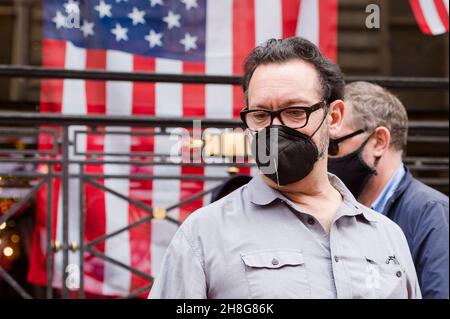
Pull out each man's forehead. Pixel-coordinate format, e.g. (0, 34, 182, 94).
(248, 60, 322, 106)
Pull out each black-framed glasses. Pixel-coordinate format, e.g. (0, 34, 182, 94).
(240, 101, 327, 131)
(328, 129, 365, 156)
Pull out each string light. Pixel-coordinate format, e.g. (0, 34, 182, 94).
(0, 222, 6, 230)
(11, 234, 20, 243)
(3, 246, 13, 257)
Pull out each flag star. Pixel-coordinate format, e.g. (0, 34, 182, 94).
(64, 0, 80, 14)
(180, 33, 197, 51)
(180, 0, 198, 10)
(95, 0, 112, 18)
(145, 29, 163, 48)
(149, 0, 164, 7)
(163, 10, 181, 30)
(111, 23, 128, 41)
(128, 7, 145, 26)
(52, 10, 67, 29)
(80, 20, 94, 37)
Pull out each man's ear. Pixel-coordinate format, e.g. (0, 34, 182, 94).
(372, 126, 391, 157)
(328, 99, 345, 137)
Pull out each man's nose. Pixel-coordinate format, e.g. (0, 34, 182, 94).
(272, 115, 283, 126)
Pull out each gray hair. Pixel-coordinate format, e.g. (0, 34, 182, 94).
(344, 81, 408, 153)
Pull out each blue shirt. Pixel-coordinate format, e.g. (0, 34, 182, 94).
(372, 164, 406, 213)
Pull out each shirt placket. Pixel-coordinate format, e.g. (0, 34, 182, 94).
(329, 221, 354, 299)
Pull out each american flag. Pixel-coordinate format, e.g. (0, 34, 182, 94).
(28, 0, 338, 297)
(409, 0, 449, 35)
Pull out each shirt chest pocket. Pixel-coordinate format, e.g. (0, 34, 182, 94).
(241, 249, 311, 299)
(359, 253, 408, 299)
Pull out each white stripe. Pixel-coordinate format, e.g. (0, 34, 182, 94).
(53, 42, 86, 289)
(102, 50, 133, 296)
(296, 0, 319, 45)
(151, 58, 183, 278)
(203, 0, 234, 205)
(444, 0, 449, 13)
(205, 0, 233, 119)
(420, 0, 447, 34)
(255, 0, 282, 45)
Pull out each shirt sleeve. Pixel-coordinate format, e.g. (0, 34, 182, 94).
(148, 227, 207, 299)
(412, 201, 449, 299)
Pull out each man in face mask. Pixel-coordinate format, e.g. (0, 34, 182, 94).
(150, 38, 421, 299)
(328, 81, 449, 299)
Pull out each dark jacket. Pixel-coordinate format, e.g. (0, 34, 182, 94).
(383, 167, 449, 299)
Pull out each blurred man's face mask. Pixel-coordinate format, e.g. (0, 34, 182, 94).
(327, 131, 380, 198)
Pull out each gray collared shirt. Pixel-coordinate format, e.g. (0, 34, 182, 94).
(149, 173, 422, 299)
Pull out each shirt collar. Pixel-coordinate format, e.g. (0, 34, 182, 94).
(247, 172, 377, 223)
(371, 164, 406, 214)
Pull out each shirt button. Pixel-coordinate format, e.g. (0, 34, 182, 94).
(334, 256, 340, 263)
(307, 217, 315, 225)
(396, 271, 402, 278)
(271, 258, 279, 266)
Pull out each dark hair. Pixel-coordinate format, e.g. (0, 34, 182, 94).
(242, 37, 345, 105)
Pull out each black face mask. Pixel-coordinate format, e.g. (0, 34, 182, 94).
(251, 116, 326, 186)
(328, 135, 379, 199)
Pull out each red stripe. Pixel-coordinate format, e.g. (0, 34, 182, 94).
(181, 62, 205, 222)
(435, 0, 449, 32)
(28, 39, 66, 286)
(232, 0, 255, 176)
(282, 0, 301, 38)
(84, 49, 107, 295)
(129, 55, 156, 297)
(410, 0, 434, 34)
(232, 0, 255, 118)
(318, 0, 338, 62)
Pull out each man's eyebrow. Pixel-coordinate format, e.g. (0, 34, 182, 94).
(280, 98, 313, 107)
(250, 104, 272, 110)
(249, 98, 315, 110)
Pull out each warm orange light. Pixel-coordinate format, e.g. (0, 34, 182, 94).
(0, 222, 6, 230)
(11, 235, 20, 243)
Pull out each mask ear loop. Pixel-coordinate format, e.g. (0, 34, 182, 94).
(310, 102, 329, 139)
(309, 103, 329, 158)
(356, 132, 380, 176)
(373, 156, 381, 176)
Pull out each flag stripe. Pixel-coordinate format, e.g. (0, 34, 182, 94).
(180, 61, 205, 223)
(297, 0, 319, 45)
(150, 58, 183, 279)
(435, 0, 449, 32)
(318, 0, 338, 62)
(282, 0, 302, 38)
(53, 42, 87, 288)
(29, 39, 66, 286)
(84, 49, 108, 293)
(232, 0, 255, 118)
(410, 0, 448, 35)
(420, 0, 447, 34)
(203, 0, 234, 206)
(102, 50, 133, 296)
(129, 55, 155, 296)
(255, 0, 282, 45)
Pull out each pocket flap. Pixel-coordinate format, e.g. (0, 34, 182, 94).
(241, 249, 304, 269)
